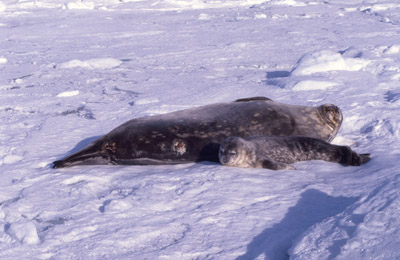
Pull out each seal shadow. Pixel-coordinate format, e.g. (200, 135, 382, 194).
(236, 189, 359, 260)
(60, 135, 102, 158)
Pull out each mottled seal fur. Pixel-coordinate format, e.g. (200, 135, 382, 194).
(219, 136, 370, 170)
(52, 97, 343, 168)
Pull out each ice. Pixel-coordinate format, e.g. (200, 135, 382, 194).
(56, 90, 80, 97)
(63, 2, 95, 10)
(2, 155, 23, 165)
(0, 2, 5, 12)
(134, 97, 160, 105)
(152, 0, 269, 10)
(385, 45, 400, 55)
(1, 0, 400, 258)
(272, 0, 306, 7)
(0, 207, 5, 219)
(291, 50, 370, 76)
(254, 13, 268, 19)
(198, 13, 212, 20)
(6, 221, 40, 245)
(57, 58, 122, 70)
(292, 80, 338, 91)
(358, 3, 400, 13)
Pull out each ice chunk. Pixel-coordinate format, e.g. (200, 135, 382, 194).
(291, 50, 370, 75)
(198, 13, 211, 20)
(7, 221, 40, 245)
(0, 207, 5, 219)
(0, 2, 5, 12)
(2, 155, 22, 164)
(291, 51, 347, 76)
(64, 2, 95, 10)
(57, 58, 122, 70)
(134, 97, 160, 105)
(292, 80, 338, 91)
(385, 45, 400, 55)
(57, 90, 79, 97)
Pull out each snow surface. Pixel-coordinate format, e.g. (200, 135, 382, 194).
(1, 0, 400, 259)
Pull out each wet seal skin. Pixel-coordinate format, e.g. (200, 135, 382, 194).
(52, 97, 343, 168)
(219, 136, 370, 170)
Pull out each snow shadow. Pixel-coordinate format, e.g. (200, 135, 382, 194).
(264, 71, 290, 89)
(266, 71, 291, 79)
(384, 90, 400, 103)
(236, 189, 359, 260)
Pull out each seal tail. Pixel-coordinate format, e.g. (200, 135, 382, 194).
(52, 143, 111, 168)
(52, 152, 111, 168)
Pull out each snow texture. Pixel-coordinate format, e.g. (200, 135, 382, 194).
(1, 0, 400, 259)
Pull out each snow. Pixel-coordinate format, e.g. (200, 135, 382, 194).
(1, 0, 400, 259)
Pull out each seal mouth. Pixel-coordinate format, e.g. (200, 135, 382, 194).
(318, 104, 343, 141)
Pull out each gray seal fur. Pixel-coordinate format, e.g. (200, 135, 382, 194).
(53, 97, 343, 168)
(219, 136, 370, 170)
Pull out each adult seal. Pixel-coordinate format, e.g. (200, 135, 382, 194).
(219, 136, 370, 170)
(52, 97, 343, 168)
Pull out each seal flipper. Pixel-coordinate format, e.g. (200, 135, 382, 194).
(260, 158, 295, 170)
(235, 97, 272, 102)
(359, 153, 371, 165)
(338, 147, 371, 166)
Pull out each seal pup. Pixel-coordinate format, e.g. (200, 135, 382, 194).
(53, 97, 343, 168)
(219, 136, 370, 170)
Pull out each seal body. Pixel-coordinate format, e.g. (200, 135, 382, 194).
(219, 136, 370, 170)
(53, 97, 343, 168)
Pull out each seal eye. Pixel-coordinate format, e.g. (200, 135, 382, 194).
(228, 151, 237, 156)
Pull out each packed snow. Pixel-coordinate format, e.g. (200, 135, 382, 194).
(1, 0, 400, 259)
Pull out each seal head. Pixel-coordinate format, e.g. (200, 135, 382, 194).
(318, 104, 343, 142)
(219, 137, 256, 168)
